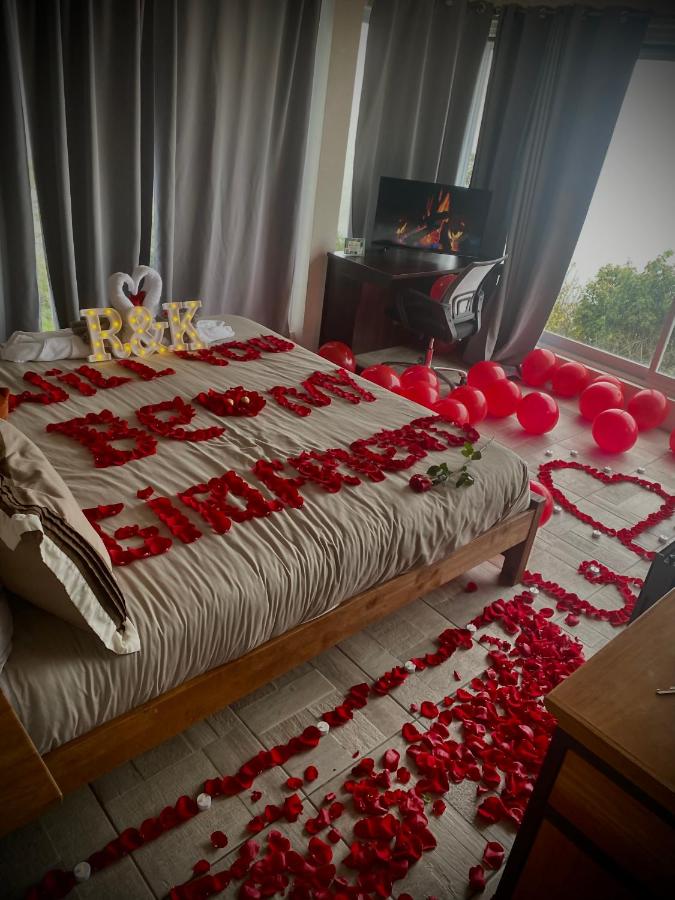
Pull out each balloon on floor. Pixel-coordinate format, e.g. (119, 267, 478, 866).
(551, 361, 590, 397)
(360, 365, 401, 391)
(484, 379, 521, 418)
(401, 365, 440, 390)
(318, 341, 356, 372)
(520, 349, 557, 387)
(466, 360, 506, 391)
(592, 409, 638, 453)
(433, 397, 469, 426)
(627, 389, 668, 431)
(579, 381, 624, 420)
(529, 479, 553, 525)
(517, 391, 559, 434)
(449, 385, 488, 425)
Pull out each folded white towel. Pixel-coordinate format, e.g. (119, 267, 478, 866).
(196, 319, 235, 345)
(0, 329, 90, 363)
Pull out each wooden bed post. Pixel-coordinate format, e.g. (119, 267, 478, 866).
(0, 689, 62, 833)
(499, 494, 544, 586)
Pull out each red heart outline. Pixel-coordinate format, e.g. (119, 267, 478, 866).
(538, 459, 674, 559)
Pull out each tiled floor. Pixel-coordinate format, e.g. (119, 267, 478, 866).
(1, 391, 673, 900)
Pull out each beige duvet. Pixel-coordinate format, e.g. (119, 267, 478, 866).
(0, 316, 529, 753)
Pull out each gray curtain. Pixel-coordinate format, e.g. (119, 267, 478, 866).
(150, 0, 319, 333)
(15, 0, 149, 325)
(465, 4, 649, 365)
(0, 1, 40, 338)
(351, 0, 494, 240)
(0, 0, 319, 339)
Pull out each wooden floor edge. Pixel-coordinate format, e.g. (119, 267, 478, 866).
(42, 503, 537, 794)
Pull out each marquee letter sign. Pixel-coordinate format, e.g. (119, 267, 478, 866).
(81, 300, 204, 362)
(163, 300, 205, 351)
(80, 307, 126, 362)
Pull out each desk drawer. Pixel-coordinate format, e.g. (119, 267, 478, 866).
(550, 750, 674, 897)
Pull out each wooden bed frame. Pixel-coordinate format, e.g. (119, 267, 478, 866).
(0, 495, 542, 837)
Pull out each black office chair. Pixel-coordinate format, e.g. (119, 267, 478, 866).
(386, 256, 505, 388)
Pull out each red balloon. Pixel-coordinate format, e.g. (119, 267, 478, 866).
(433, 397, 469, 426)
(400, 365, 440, 390)
(579, 381, 624, 421)
(484, 379, 521, 418)
(516, 392, 559, 434)
(592, 409, 638, 453)
(467, 361, 506, 391)
(590, 374, 623, 390)
(360, 364, 401, 391)
(318, 341, 356, 372)
(521, 349, 557, 387)
(529, 480, 553, 526)
(405, 382, 439, 409)
(627, 389, 668, 431)
(551, 361, 590, 397)
(449, 385, 487, 425)
(430, 273, 459, 301)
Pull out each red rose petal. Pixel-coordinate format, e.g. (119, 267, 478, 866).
(285, 777, 303, 790)
(210, 830, 228, 849)
(483, 840, 505, 870)
(420, 701, 439, 719)
(469, 864, 486, 892)
(465, 581, 478, 593)
(304, 765, 319, 783)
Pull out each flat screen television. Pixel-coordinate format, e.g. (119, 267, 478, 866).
(370, 176, 491, 258)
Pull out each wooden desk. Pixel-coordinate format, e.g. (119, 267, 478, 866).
(497, 588, 675, 899)
(320, 249, 470, 353)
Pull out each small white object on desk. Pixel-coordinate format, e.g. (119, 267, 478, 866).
(603, 466, 612, 474)
(553, 505, 562, 514)
(592, 529, 601, 539)
(545, 449, 554, 457)
(404, 660, 416, 673)
(74, 862, 91, 882)
(466, 623, 477, 633)
(570, 449, 578, 457)
(317, 720, 330, 734)
(658, 535, 668, 544)
(197, 792, 212, 812)
(637, 467, 646, 474)
(528, 586, 539, 596)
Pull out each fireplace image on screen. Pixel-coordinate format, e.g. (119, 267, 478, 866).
(371, 176, 491, 257)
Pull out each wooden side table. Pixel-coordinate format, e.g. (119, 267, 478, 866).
(496, 588, 675, 899)
(320, 249, 470, 353)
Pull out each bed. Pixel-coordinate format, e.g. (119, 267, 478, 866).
(0, 315, 539, 835)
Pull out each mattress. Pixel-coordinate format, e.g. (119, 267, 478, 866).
(0, 316, 529, 753)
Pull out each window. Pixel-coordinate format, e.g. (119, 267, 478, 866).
(544, 58, 675, 393)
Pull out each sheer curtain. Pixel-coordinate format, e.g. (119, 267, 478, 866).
(465, 4, 649, 364)
(0, 0, 320, 340)
(351, 0, 494, 240)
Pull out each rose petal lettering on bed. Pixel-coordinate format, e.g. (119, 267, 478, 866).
(76, 365, 133, 389)
(267, 381, 332, 417)
(305, 369, 376, 404)
(54, 371, 98, 396)
(136, 396, 225, 442)
(211, 340, 261, 362)
(8, 371, 69, 412)
(251, 459, 305, 509)
(116, 358, 176, 380)
(178, 470, 282, 534)
(83, 503, 172, 566)
(47, 410, 158, 468)
(193, 386, 266, 417)
(146, 496, 202, 544)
